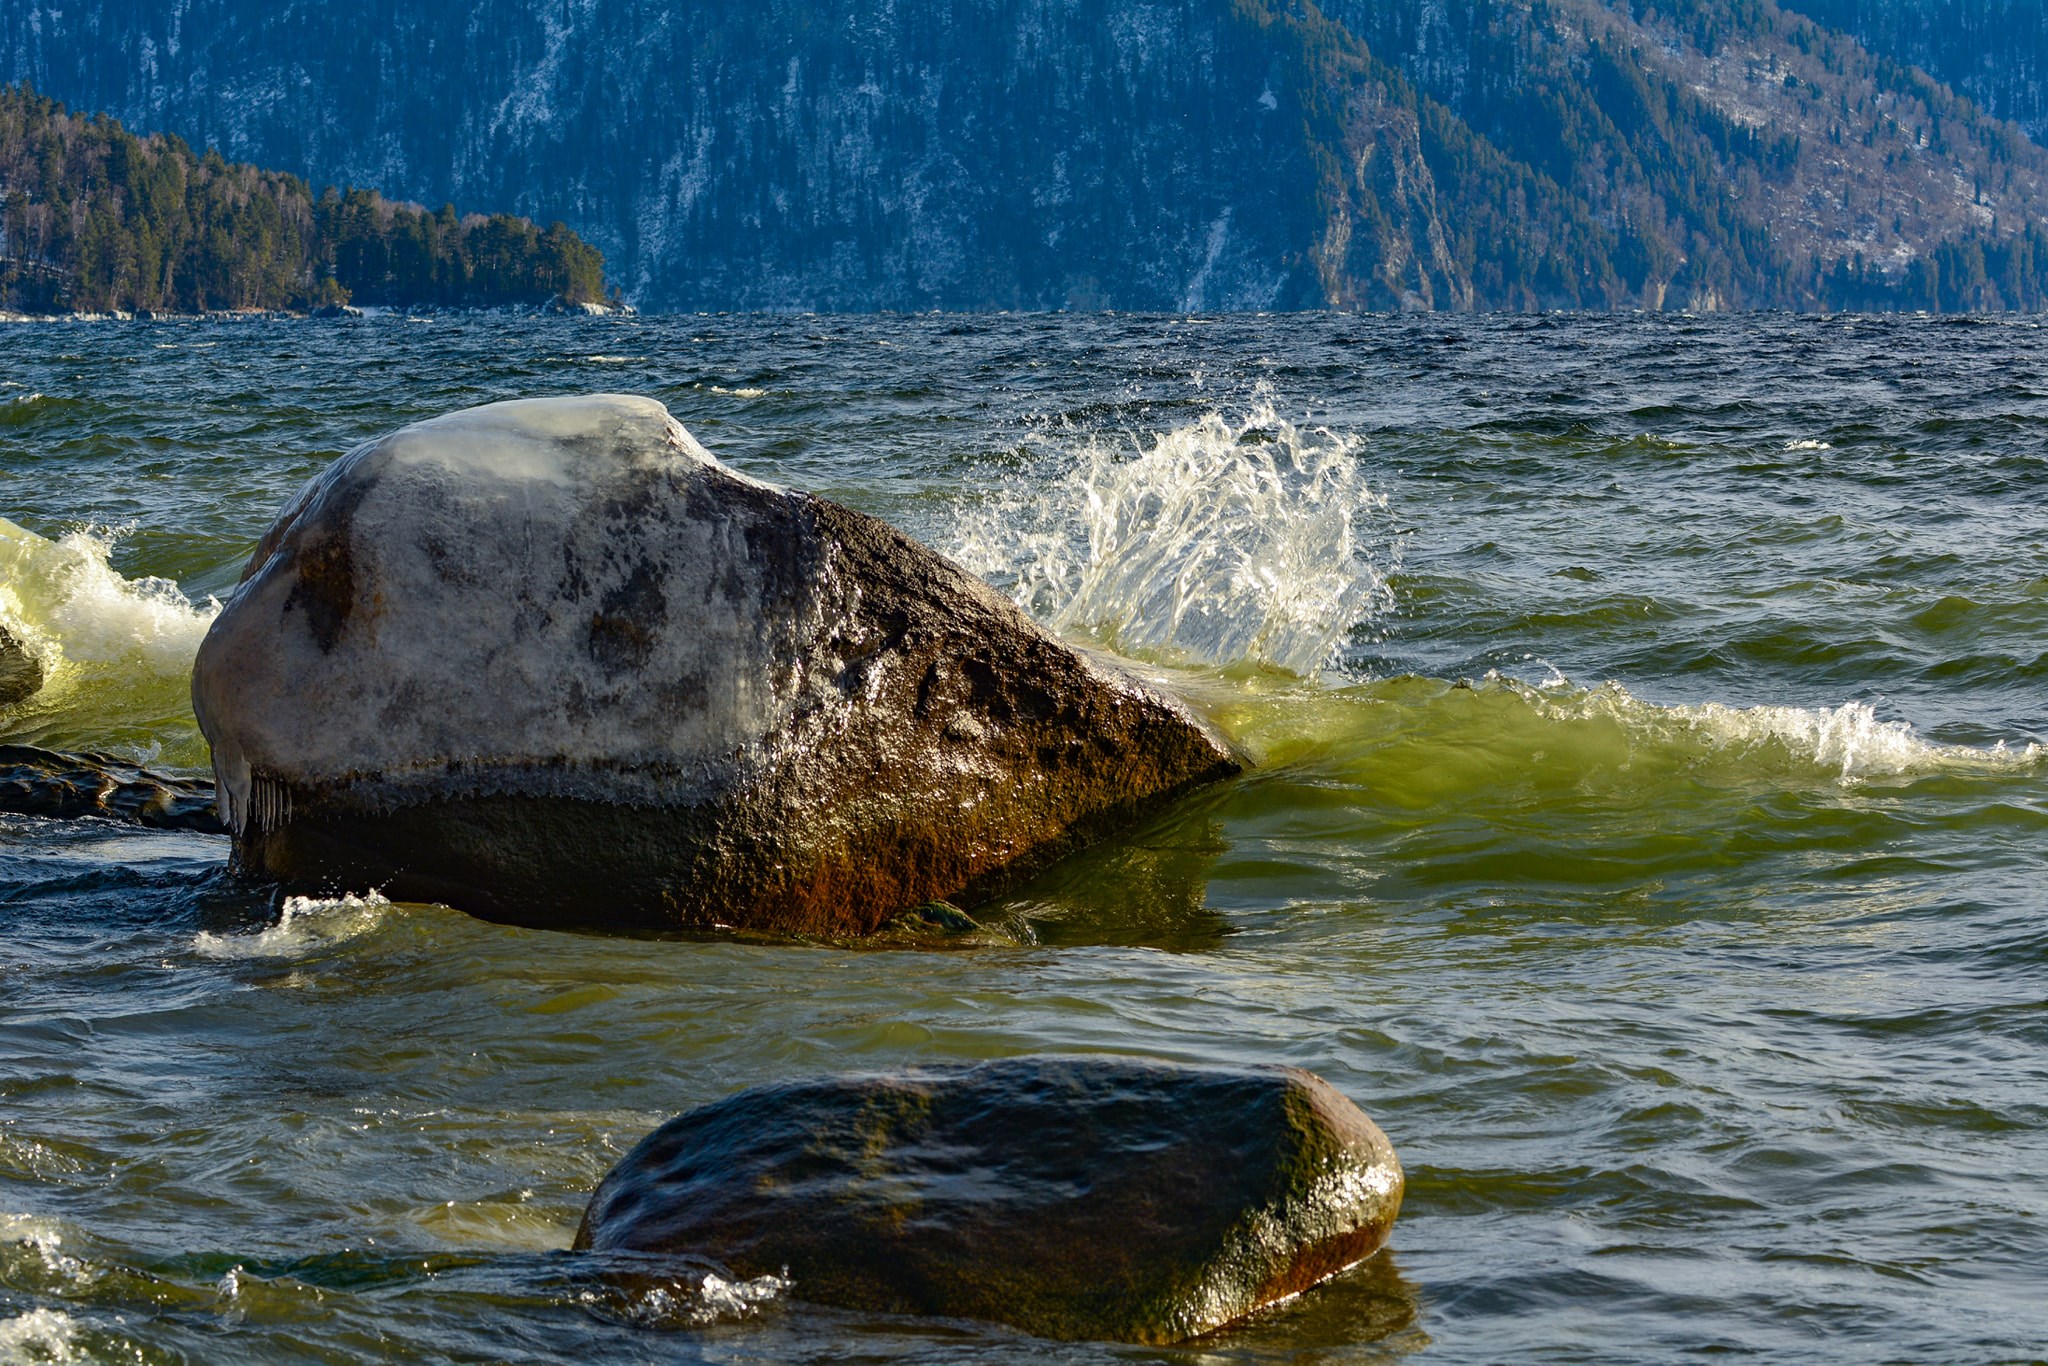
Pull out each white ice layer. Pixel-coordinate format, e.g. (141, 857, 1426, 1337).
(192, 395, 805, 832)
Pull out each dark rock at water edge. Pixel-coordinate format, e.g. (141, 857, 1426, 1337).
(575, 1056, 1403, 1343)
(0, 623, 40, 707)
(191, 395, 1240, 934)
(0, 745, 224, 831)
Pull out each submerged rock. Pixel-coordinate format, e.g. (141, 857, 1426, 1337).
(0, 622, 40, 706)
(0, 744, 224, 831)
(191, 394, 1238, 933)
(575, 1056, 1403, 1343)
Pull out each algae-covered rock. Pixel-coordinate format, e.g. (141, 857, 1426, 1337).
(190, 395, 1238, 933)
(575, 1055, 1403, 1343)
(0, 622, 41, 707)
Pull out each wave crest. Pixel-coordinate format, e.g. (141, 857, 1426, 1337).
(948, 404, 1392, 674)
(0, 516, 217, 685)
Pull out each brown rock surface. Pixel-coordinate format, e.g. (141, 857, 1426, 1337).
(0, 744, 223, 831)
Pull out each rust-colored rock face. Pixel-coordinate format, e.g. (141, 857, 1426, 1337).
(191, 395, 1239, 933)
(575, 1056, 1404, 1343)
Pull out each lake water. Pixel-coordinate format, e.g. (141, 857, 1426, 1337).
(2, 312, 2044, 1363)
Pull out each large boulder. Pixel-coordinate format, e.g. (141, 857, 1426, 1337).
(575, 1056, 1403, 1343)
(191, 395, 1239, 933)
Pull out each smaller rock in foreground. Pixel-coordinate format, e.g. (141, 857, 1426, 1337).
(575, 1055, 1402, 1343)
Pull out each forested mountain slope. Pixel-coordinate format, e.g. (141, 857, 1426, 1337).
(1340, 0, 2048, 308)
(1777, 0, 2048, 142)
(0, 87, 608, 313)
(5, 0, 2047, 310)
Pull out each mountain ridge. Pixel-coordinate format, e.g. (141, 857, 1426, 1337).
(6, 0, 2048, 311)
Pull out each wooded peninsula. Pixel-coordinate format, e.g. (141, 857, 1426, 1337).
(0, 85, 608, 315)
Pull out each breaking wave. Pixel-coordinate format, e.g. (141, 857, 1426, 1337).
(0, 516, 218, 762)
(1656, 693, 2039, 781)
(0, 517, 215, 680)
(1220, 671, 2044, 795)
(0, 1309, 80, 1364)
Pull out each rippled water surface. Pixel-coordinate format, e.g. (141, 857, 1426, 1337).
(2, 313, 2045, 1362)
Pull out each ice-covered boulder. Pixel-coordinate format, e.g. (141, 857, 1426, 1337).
(191, 395, 1239, 932)
(575, 1056, 1404, 1343)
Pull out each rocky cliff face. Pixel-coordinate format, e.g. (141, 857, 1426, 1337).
(6, 0, 2047, 310)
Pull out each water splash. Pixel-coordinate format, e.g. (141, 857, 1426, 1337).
(0, 1213, 85, 1288)
(0, 516, 217, 687)
(949, 405, 1391, 674)
(577, 1266, 790, 1328)
(193, 891, 394, 960)
(0, 516, 219, 763)
(0, 1309, 80, 1364)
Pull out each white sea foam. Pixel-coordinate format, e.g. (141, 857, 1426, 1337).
(1663, 695, 2039, 780)
(0, 1308, 81, 1363)
(1512, 675, 2041, 781)
(0, 1213, 81, 1282)
(193, 891, 394, 959)
(581, 1269, 790, 1327)
(949, 404, 1392, 674)
(0, 516, 218, 687)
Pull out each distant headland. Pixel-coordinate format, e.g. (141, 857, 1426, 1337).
(0, 84, 616, 317)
